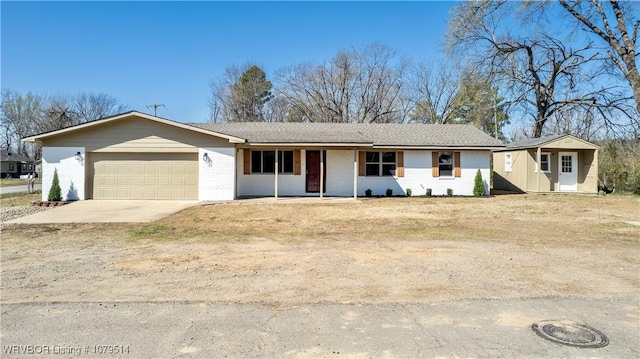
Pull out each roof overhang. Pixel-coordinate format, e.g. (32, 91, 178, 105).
(22, 111, 246, 144)
(373, 145, 506, 150)
(496, 134, 600, 151)
(244, 142, 374, 147)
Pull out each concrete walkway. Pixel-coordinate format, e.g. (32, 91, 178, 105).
(203, 197, 361, 205)
(6, 200, 197, 224)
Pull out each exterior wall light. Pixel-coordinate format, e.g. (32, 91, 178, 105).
(203, 153, 210, 162)
(75, 151, 82, 161)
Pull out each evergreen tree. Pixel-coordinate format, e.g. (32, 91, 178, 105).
(48, 168, 62, 201)
(230, 65, 273, 122)
(473, 169, 486, 197)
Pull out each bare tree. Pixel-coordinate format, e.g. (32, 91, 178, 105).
(446, 0, 636, 138)
(407, 61, 461, 124)
(1, 90, 126, 159)
(556, 0, 639, 114)
(275, 43, 409, 123)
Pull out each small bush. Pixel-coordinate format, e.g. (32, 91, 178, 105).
(365, 188, 372, 197)
(47, 168, 62, 202)
(386, 188, 393, 197)
(406, 188, 412, 197)
(426, 188, 432, 196)
(473, 169, 486, 197)
(446, 188, 453, 197)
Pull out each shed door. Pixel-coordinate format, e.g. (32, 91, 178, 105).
(92, 153, 198, 199)
(558, 152, 577, 192)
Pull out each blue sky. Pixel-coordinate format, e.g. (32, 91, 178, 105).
(2, 1, 456, 123)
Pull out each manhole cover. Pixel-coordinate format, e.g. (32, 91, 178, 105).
(532, 320, 608, 348)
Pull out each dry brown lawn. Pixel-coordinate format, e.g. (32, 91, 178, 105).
(1, 194, 638, 304)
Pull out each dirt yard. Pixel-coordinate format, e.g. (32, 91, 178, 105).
(1, 194, 638, 304)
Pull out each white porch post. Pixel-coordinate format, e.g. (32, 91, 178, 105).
(536, 147, 541, 193)
(274, 148, 279, 199)
(353, 149, 358, 199)
(320, 149, 324, 199)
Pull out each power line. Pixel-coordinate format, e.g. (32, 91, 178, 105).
(146, 104, 165, 116)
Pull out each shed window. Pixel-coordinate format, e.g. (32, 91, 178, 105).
(536, 153, 551, 173)
(504, 153, 512, 173)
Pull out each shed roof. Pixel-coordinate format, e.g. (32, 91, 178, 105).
(190, 122, 505, 148)
(501, 134, 599, 151)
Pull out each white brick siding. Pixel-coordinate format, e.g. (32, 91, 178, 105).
(236, 149, 490, 197)
(199, 147, 236, 201)
(41, 147, 85, 201)
(359, 150, 490, 196)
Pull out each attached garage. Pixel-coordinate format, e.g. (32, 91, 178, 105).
(24, 112, 243, 202)
(91, 153, 198, 200)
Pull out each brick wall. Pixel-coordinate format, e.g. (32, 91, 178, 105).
(41, 147, 85, 201)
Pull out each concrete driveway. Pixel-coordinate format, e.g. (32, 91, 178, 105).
(6, 200, 197, 224)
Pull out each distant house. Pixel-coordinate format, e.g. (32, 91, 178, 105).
(22, 111, 505, 201)
(1, 150, 36, 178)
(493, 134, 599, 193)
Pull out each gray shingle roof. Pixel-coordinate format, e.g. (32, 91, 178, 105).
(506, 134, 565, 149)
(189, 122, 505, 148)
(1, 150, 34, 162)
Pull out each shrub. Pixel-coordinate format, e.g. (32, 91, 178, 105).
(406, 188, 412, 197)
(473, 169, 486, 196)
(446, 188, 453, 197)
(386, 188, 393, 197)
(426, 188, 432, 196)
(365, 188, 372, 197)
(48, 168, 62, 202)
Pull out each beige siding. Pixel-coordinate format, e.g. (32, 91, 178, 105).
(493, 150, 529, 192)
(494, 148, 599, 193)
(577, 150, 598, 193)
(543, 137, 599, 150)
(42, 117, 231, 152)
(91, 153, 198, 200)
(526, 149, 553, 192)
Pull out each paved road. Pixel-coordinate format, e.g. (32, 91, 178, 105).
(2, 297, 637, 358)
(0, 184, 41, 195)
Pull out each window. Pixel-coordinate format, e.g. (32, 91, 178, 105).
(504, 153, 512, 172)
(535, 153, 550, 173)
(439, 152, 454, 177)
(251, 150, 294, 174)
(9, 163, 14, 171)
(365, 151, 396, 176)
(22, 163, 27, 171)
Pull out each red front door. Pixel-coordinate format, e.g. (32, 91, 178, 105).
(306, 151, 326, 193)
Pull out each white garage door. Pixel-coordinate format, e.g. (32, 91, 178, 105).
(92, 153, 198, 200)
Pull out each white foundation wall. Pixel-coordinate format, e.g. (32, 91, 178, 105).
(199, 147, 236, 201)
(41, 147, 86, 201)
(358, 150, 491, 196)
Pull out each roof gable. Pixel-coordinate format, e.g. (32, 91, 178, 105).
(22, 111, 245, 144)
